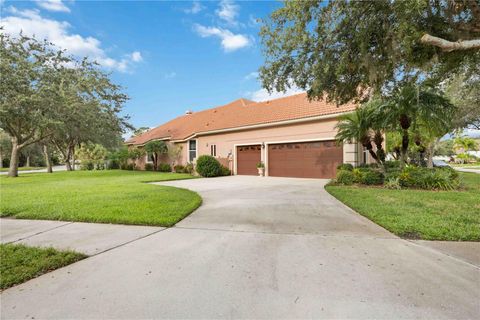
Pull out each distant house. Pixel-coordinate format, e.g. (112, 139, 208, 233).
(126, 93, 374, 178)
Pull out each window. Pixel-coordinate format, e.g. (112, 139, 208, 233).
(210, 144, 216, 157)
(362, 146, 368, 164)
(146, 152, 154, 163)
(189, 140, 197, 162)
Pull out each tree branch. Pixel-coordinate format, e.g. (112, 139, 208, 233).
(420, 34, 480, 51)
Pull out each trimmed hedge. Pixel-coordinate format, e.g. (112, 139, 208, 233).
(337, 163, 353, 171)
(336, 170, 355, 185)
(157, 163, 172, 172)
(196, 155, 222, 177)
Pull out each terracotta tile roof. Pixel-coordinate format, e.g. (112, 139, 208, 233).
(127, 93, 357, 145)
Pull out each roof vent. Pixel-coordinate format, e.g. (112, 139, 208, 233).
(185, 110, 193, 115)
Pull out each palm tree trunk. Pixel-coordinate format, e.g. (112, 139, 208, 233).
(400, 129, 409, 169)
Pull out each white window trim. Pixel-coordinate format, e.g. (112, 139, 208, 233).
(145, 152, 153, 164)
(188, 139, 198, 162)
(210, 144, 217, 157)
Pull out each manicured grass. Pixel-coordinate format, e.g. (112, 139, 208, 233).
(0, 170, 201, 227)
(0, 166, 45, 172)
(0, 243, 86, 290)
(326, 172, 480, 241)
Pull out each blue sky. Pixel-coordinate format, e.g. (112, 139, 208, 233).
(1, 0, 300, 130)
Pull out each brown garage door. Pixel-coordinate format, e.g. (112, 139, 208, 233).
(236, 145, 261, 175)
(268, 141, 343, 178)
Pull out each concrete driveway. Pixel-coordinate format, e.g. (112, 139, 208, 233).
(1, 176, 479, 319)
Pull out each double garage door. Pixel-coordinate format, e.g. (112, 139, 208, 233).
(236, 141, 343, 179)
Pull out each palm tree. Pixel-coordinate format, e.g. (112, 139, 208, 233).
(377, 84, 455, 168)
(335, 105, 385, 168)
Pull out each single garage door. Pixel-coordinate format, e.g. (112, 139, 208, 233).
(268, 141, 343, 178)
(236, 145, 261, 175)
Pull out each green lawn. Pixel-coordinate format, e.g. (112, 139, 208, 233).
(326, 172, 480, 241)
(0, 166, 45, 172)
(0, 170, 201, 226)
(0, 243, 86, 290)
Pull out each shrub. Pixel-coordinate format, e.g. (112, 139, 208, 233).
(360, 170, 384, 185)
(107, 159, 120, 170)
(80, 161, 94, 171)
(174, 165, 185, 173)
(95, 162, 105, 170)
(195, 155, 222, 177)
(123, 163, 135, 171)
(337, 163, 353, 171)
(145, 163, 154, 171)
(351, 168, 365, 183)
(384, 177, 401, 190)
(398, 166, 459, 190)
(336, 170, 355, 185)
(384, 161, 401, 170)
(220, 165, 231, 176)
(157, 163, 172, 172)
(183, 163, 194, 174)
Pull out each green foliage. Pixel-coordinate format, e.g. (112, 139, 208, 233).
(360, 170, 384, 185)
(128, 147, 146, 160)
(122, 163, 135, 171)
(337, 163, 353, 171)
(0, 244, 86, 290)
(384, 177, 402, 190)
(256, 162, 265, 168)
(76, 143, 107, 171)
(145, 163, 154, 171)
(220, 165, 231, 176)
(260, 0, 479, 105)
(0, 33, 130, 177)
(174, 165, 185, 173)
(145, 141, 168, 170)
(183, 163, 194, 174)
(336, 170, 355, 185)
(195, 155, 222, 177)
(398, 166, 459, 190)
(157, 163, 172, 172)
(445, 73, 480, 130)
(434, 139, 455, 156)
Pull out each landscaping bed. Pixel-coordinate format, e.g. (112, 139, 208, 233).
(326, 171, 480, 241)
(0, 244, 86, 290)
(0, 170, 201, 227)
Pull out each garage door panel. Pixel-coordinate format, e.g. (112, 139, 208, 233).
(268, 141, 342, 179)
(236, 145, 261, 176)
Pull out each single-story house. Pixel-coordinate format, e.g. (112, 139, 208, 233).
(126, 93, 373, 178)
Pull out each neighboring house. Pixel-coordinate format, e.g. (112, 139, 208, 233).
(126, 93, 372, 178)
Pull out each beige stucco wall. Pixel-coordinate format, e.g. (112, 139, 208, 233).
(133, 117, 375, 173)
(191, 117, 358, 175)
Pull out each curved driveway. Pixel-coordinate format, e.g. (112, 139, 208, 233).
(1, 176, 479, 319)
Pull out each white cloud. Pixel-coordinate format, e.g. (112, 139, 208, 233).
(35, 0, 71, 13)
(131, 51, 143, 62)
(244, 71, 258, 81)
(216, 0, 240, 26)
(1, 7, 141, 72)
(194, 24, 251, 52)
(247, 86, 304, 102)
(184, 1, 204, 14)
(164, 72, 176, 79)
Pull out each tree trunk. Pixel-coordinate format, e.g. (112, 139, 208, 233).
(71, 145, 76, 171)
(43, 145, 53, 173)
(8, 138, 20, 177)
(0, 149, 3, 168)
(400, 129, 409, 169)
(26, 155, 30, 168)
(426, 141, 435, 168)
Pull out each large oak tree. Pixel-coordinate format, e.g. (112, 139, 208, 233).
(260, 0, 480, 104)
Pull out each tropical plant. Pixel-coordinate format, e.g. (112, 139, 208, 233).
(454, 136, 478, 153)
(144, 140, 168, 171)
(376, 84, 455, 168)
(76, 143, 108, 170)
(335, 105, 386, 169)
